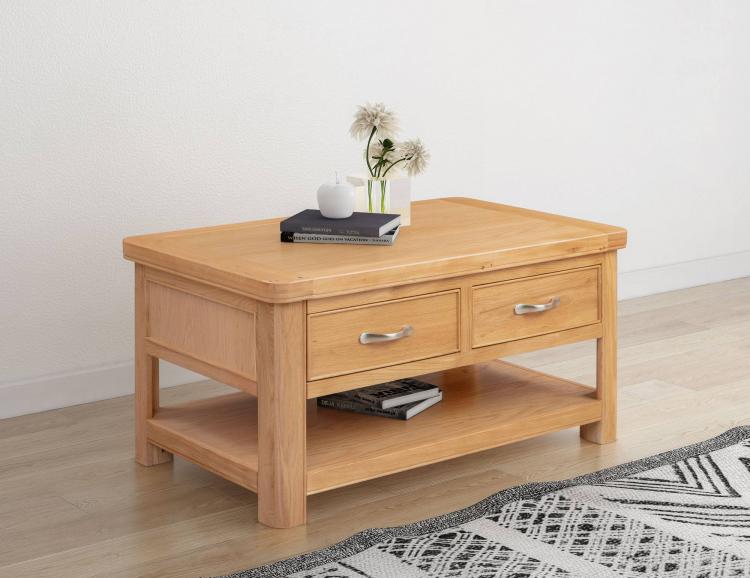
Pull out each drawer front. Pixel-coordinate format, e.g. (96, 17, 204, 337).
(472, 267, 599, 348)
(307, 290, 460, 380)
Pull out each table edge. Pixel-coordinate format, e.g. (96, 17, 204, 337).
(123, 197, 627, 303)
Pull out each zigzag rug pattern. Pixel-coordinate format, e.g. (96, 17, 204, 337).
(224, 427, 750, 578)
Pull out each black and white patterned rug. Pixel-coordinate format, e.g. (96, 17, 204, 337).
(225, 427, 750, 578)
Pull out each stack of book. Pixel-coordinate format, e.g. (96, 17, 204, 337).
(317, 377, 442, 420)
(280, 209, 401, 245)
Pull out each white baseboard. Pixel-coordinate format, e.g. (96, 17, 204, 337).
(618, 250, 750, 300)
(0, 362, 202, 420)
(2, 250, 749, 420)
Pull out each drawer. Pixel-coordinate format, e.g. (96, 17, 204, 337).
(472, 267, 599, 348)
(307, 290, 460, 380)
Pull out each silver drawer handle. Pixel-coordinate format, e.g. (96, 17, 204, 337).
(514, 296, 561, 315)
(359, 325, 413, 345)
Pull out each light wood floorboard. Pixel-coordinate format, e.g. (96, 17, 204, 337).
(1, 277, 749, 577)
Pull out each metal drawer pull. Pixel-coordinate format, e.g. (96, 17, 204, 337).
(359, 325, 414, 345)
(514, 296, 561, 315)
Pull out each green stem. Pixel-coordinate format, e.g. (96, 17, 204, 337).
(380, 180, 387, 213)
(382, 156, 408, 177)
(367, 180, 373, 212)
(365, 127, 377, 177)
(374, 142, 396, 177)
(375, 154, 386, 177)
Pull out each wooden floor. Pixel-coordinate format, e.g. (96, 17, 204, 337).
(1, 277, 749, 578)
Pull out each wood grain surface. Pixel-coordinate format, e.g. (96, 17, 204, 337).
(123, 198, 626, 302)
(1, 278, 748, 577)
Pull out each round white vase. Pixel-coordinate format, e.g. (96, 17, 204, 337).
(317, 178, 355, 219)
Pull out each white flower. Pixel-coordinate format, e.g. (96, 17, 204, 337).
(349, 103, 399, 140)
(396, 138, 430, 176)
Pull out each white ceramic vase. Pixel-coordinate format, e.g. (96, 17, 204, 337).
(347, 174, 411, 225)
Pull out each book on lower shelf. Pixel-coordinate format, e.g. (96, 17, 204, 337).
(317, 378, 443, 420)
(354, 377, 440, 409)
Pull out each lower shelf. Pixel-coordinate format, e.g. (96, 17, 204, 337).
(147, 360, 601, 495)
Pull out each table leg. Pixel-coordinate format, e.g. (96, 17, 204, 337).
(581, 250, 617, 444)
(257, 301, 307, 528)
(135, 265, 172, 466)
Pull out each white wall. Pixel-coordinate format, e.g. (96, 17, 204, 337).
(480, 2, 750, 275)
(2, 1, 749, 417)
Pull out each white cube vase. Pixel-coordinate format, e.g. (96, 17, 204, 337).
(346, 174, 412, 226)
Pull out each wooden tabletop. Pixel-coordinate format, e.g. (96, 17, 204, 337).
(123, 197, 626, 302)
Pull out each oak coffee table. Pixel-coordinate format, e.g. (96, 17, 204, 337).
(123, 197, 627, 528)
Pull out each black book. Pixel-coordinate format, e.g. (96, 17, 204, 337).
(318, 391, 442, 420)
(280, 209, 400, 238)
(354, 377, 440, 409)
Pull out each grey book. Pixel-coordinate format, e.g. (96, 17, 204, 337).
(280, 227, 400, 246)
(318, 391, 443, 420)
(280, 209, 400, 238)
(354, 377, 440, 409)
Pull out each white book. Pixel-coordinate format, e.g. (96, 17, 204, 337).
(401, 392, 443, 419)
(280, 227, 400, 245)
